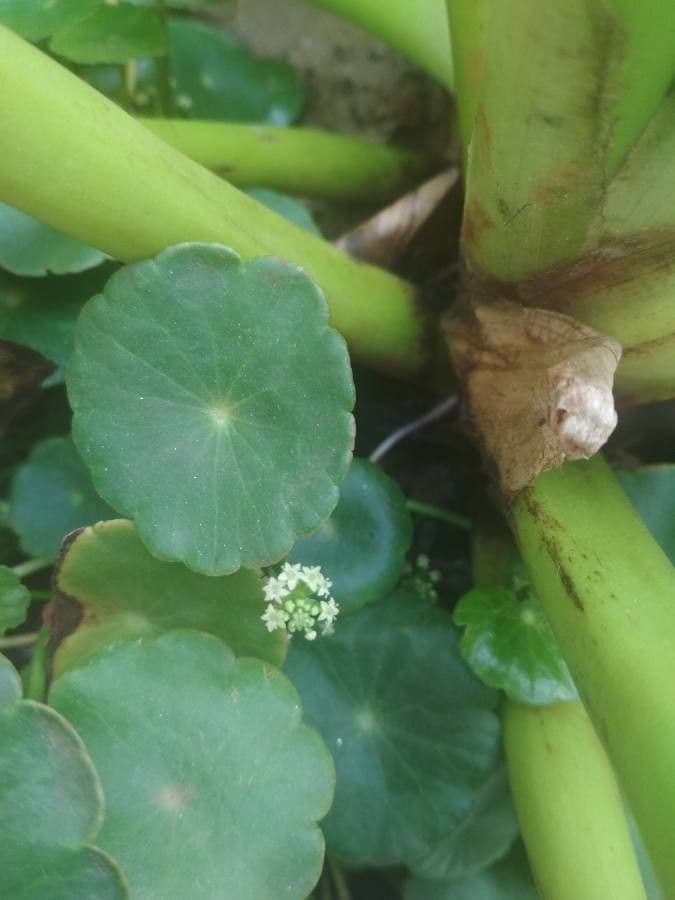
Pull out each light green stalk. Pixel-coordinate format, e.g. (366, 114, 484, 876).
(504, 701, 647, 900)
(512, 456, 675, 893)
(0, 26, 424, 376)
(445, 0, 491, 151)
(140, 119, 427, 203)
(305, 0, 453, 90)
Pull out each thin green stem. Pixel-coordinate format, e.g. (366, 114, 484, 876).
(21, 627, 49, 703)
(10, 558, 51, 579)
(306, 0, 453, 90)
(0, 26, 425, 377)
(0, 631, 39, 650)
(327, 858, 351, 900)
(512, 455, 675, 892)
(154, 0, 173, 116)
(30, 590, 53, 602)
(140, 119, 428, 203)
(407, 499, 470, 531)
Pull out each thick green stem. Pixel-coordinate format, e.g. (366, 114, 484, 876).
(445, 0, 491, 151)
(512, 456, 675, 893)
(140, 119, 428, 203)
(504, 701, 647, 900)
(0, 26, 425, 377)
(305, 0, 453, 90)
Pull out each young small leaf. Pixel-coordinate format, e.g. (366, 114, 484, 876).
(50, 630, 334, 900)
(0, 202, 106, 277)
(289, 458, 413, 612)
(0, 654, 127, 899)
(52, 518, 286, 676)
(50, 5, 166, 65)
(8, 436, 116, 559)
(0, 565, 30, 636)
(618, 465, 675, 564)
(284, 589, 501, 867)
(453, 585, 578, 705)
(66, 243, 355, 575)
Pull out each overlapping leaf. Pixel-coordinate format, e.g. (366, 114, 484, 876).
(52, 518, 285, 676)
(66, 243, 355, 575)
(0, 565, 29, 636)
(50, 630, 334, 900)
(0, 654, 127, 899)
(284, 589, 501, 867)
(289, 458, 412, 612)
(51, 4, 165, 64)
(8, 436, 115, 559)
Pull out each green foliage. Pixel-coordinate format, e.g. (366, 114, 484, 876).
(50, 630, 334, 900)
(284, 589, 502, 868)
(618, 465, 675, 564)
(66, 243, 355, 575)
(454, 583, 578, 705)
(0, 202, 106, 277)
(245, 188, 322, 235)
(0, 0, 97, 42)
(0, 565, 30, 635)
(50, 4, 166, 65)
(52, 518, 286, 675)
(8, 436, 115, 559)
(289, 458, 413, 612)
(0, 654, 127, 899)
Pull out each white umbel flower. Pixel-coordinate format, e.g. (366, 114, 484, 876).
(261, 563, 339, 640)
(261, 605, 289, 632)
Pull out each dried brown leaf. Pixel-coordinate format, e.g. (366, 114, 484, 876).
(446, 300, 622, 495)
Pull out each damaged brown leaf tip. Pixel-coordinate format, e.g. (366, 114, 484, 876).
(446, 300, 622, 495)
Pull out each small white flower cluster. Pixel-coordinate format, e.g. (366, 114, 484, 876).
(261, 562, 339, 641)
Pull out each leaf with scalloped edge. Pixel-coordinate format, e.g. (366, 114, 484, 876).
(0, 202, 107, 277)
(0, 565, 30, 636)
(66, 242, 354, 575)
(453, 585, 578, 705)
(284, 589, 501, 867)
(52, 518, 285, 676)
(289, 458, 412, 612)
(8, 436, 116, 559)
(50, 630, 334, 900)
(0, 653, 128, 899)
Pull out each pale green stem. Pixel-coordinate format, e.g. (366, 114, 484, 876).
(504, 701, 647, 900)
(0, 26, 425, 377)
(445, 0, 491, 152)
(512, 455, 675, 893)
(154, 0, 174, 116)
(10, 558, 51, 579)
(0, 632, 39, 650)
(21, 627, 49, 703)
(140, 119, 428, 203)
(305, 0, 453, 90)
(406, 499, 470, 531)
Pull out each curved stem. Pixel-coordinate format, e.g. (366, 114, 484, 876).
(304, 0, 453, 90)
(406, 499, 470, 531)
(0, 26, 425, 377)
(369, 395, 457, 462)
(512, 455, 675, 891)
(140, 119, 428, 204)
(0, 632, 39, 650)
(504, 700, 647, 900)
(10, 558, 51, 579)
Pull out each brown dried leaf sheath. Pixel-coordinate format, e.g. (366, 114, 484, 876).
(446, 300, 622, 496)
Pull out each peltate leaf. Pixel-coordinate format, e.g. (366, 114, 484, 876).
(0, 654, 127, 899)
(50, 630, 334, 900)
(8, 436, 116, 559)
(454, 585, 578, 705)
(284, 589, 501, 867)
(50, 4, 166, 65)
(66, 243, 355, 575)
(52, 518, 286, 676)
(618, 465, 675, 564)
(0, 565, 30, 636)
(289, 458, 412, 612)
(0, 202, 107, 277)
(404, 842, 538, 900)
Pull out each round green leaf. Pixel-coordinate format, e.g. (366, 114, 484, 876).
(50, 630, 334, 900)
(0, 202, 107, 277)
(245, 189, 321, 235)
(50, 5, 166, 65)
(0, 652, 21, 708)
(289, 458, 412, 612)
(0, 655, 127, 899)
(404, 842, 538, 900)
(8, 436, 116, 559)
(0, 564, 30, 636)
(164, 19, 304, 123)
(410, 767, 519, 882)
(284, 589, 501, 867)
(66, 243, 355, 575)
(454, 586, 577, 706)
(52, 518, 286, 676)
(0, 0, 97, 41)
(618, 465, 675, 564)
